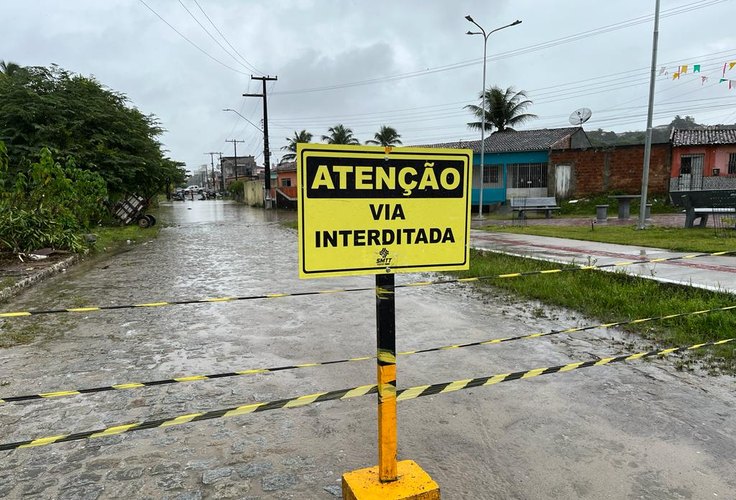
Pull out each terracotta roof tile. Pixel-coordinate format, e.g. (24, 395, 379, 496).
(419, 127, 583, 153)
(671, 126, 736, 146)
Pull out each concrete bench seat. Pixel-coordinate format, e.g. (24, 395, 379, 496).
(670, 190, 736, 228)
(510, 197, 560, 219)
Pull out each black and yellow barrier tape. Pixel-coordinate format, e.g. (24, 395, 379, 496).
(1, 338, 731, 452)
(3, 304, 735, 405)
(1, 250, 733, 319)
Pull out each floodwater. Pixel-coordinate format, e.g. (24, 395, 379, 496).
(0, 199, 734, 499)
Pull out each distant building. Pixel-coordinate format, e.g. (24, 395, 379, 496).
(669, 126, 736, 191)
(221, 155, 257, 185)
(424, 127, 590, 205)
(274, 160, 297, 209)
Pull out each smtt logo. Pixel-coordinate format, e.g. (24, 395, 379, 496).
(376, 247, 392, 266)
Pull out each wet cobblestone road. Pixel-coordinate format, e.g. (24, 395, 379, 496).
(0, 200, 734, 499)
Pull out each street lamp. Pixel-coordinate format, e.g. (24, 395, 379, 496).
(222, 108, 262, 132)
(465, 15, 521, 219)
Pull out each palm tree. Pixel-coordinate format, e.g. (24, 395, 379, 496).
(321, 124, 359, 145)
(0, 60, 23, 78)
(366, 125, 402, 147)
(280, 129, 313, 161)
(465, 86, 537, 133)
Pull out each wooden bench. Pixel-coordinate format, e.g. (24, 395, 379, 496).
(510, 196, 560, 219)
(669, 190, 736, 228)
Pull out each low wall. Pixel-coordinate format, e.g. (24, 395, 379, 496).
(244, 180, 264, 206)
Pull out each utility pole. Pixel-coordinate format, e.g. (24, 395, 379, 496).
(244, 75, 278, 196)
(225, 139, 245, 181)
(638, 0, 660, 230)
(218, 152, 224, 192)
(205, 152, 221, 193)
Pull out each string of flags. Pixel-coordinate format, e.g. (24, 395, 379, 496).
(658, 60, 736, 89)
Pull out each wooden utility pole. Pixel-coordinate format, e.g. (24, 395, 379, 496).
(225, 139, 245, 181)
(244, 75, 277, 193)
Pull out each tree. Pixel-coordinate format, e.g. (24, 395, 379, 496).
(321, 124, 359, 145)
(0, 60, 23, 78)
(0, 64, 184, 198)
(465, 86, 537, 133)
(280, 129, 313, 161)
(366, 125, 402, 147)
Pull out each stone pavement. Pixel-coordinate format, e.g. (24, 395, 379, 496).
(471, 214, 736, 294)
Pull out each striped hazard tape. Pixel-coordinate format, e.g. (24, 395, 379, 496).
(1, 250, 733, 319)
(3, 304, 734, 405)
(0, 337, 732, 452)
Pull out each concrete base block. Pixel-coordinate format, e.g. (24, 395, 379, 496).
(342, 460, 440, 500)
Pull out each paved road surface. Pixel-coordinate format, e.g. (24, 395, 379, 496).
(0, 201, 734, 499)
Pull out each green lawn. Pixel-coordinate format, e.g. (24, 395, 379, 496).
(455, 249, 736, 374)
(479, 224, 736, 253)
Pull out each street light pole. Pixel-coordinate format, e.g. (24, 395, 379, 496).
(638, 0, 660, 230)
(466, 16, 521, 219)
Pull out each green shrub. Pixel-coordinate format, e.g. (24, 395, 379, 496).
(0, 144, 106, 252)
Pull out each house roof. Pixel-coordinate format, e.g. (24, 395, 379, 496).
(671, 126, 736, 146)
(275, 161, 296, 173)
(421, 127, 584, 153)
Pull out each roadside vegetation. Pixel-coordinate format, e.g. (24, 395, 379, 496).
(457, 249, 736, 374)
(0, 62, 185, 254)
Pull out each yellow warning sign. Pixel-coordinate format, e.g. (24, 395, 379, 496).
(297, 144, 472, 278)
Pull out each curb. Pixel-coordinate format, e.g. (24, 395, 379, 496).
(0, 255, 79, 303)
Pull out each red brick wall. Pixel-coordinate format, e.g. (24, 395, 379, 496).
(549, 144, 671, 198)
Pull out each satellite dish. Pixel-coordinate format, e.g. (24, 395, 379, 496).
(569, 107, 592, 126)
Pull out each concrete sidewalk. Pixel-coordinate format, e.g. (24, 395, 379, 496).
(471, 230, 736, 294)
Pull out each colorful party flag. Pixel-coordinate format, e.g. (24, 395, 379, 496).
(701, 76, 708, 85)
(730, 62, 736, 71)
(672, 72, 680, 80)
(658, 66, 666, 76)
(720, 78, 728, 83)
(680, 65, 688, 74)
(724, 63, 728, 76)
(693, 65, 701, 73)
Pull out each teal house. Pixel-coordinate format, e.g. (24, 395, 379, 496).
(427, 127, 590, 207)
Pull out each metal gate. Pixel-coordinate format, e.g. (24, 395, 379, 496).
(677, 154, 704, 190)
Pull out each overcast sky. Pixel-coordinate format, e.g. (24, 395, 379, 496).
(2, 0, 735, 174)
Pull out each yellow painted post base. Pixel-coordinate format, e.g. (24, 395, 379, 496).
(342, 460, 440, 500)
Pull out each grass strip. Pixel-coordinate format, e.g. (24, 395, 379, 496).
(457, 249, 736, 374)
(479, 224, 735, 253)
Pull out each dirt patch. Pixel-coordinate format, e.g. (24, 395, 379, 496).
(0, 251, 79, 303)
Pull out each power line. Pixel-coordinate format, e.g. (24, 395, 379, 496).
(177, 0, 258, 73)
(272, 0, 727, 96)
(192, 0, 265, 75)
(138, 0, 250, 75)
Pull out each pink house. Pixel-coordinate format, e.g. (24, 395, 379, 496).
(670, 126, 736, 191)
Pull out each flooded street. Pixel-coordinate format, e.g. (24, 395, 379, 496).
(1, 200, 734, 499)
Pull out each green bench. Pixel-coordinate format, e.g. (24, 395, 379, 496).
(669, 190, 736, 228)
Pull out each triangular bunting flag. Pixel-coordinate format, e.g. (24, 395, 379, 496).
(730, 61, 736, 71)
(680, 65, 688, 74)
(701, 76, 708, 85)
(724, 63, 728, 76)
(693, 64, 701, 73)
(658, 66, 666, 76)
(720, 78, 728, 83)
(672, 72, 680, 80)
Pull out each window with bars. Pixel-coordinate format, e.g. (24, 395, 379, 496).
(482, 165, 501, 185)
(507, 163, 548, 189)
(729, 153, 736, 175)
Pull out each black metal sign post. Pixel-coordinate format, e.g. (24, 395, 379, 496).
(375, 273, 398, 482)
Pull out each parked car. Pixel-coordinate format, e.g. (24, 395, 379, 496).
(184, 185, 203, 195)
